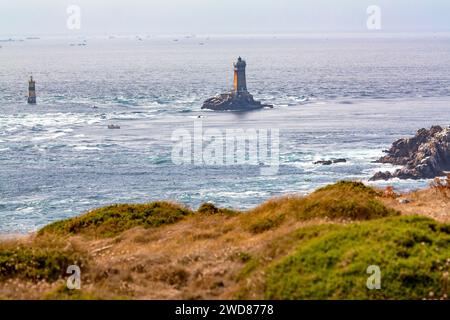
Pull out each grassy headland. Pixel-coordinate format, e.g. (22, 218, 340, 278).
(0, 181, 449, 300)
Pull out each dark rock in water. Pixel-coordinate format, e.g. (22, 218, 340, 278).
(370, 125, 450, 181)
(202, 92, 272, 111)
(313, 158, 347, 166)
(370, 171, 393, 181)
(314, 160, 333, 166)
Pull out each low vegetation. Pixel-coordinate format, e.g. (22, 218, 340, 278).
(243, 181, 398, 234)
(197, 203, 240, 216)
(0, 238, 86, 282)
(0, 181, 448, 300)
(263, 216, 450, 300)
(39, 202, 193, 238)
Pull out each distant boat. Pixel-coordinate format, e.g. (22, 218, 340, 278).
(108, 124, 121, 130)
(26, 37, 40, 40)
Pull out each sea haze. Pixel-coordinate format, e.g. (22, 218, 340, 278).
(0, 34, 450, 234)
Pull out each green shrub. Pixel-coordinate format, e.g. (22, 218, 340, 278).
(197, 203, 240, 216)
(44, 284, 113, 300)
(235, 252, 252, 263)
(265, 216, 450, 300)
(248, 215, 285, 234)
(298, 181, 395, 220)
(0, 243, 86, 282)
(315, 181, 380, 196)
(249, 181, 398, 223)
(39, 202, 193, 238)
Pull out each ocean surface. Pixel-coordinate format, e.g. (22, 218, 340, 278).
(1, 33, 450, 234)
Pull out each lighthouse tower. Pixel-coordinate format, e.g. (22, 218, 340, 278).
(27, 76, 36, 104)
(233, 57, 247, 94)
(201, 57, 273, 110)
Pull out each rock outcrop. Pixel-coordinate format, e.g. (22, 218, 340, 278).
(202, 91, 272, 111)
(314, 158, 347, 166)
(370, 126, 450, 180)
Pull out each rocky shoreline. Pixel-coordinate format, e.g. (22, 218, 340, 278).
(371, 125, 450, 181)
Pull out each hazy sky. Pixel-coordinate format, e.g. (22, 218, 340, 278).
(1, 0, 449, 36)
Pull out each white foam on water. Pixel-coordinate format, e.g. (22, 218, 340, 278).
(31, 132, 67, 141)
(87, 119, 102, 125)
(15, 206, 35, 213)
(73, 145, 102, 151)
(202, 190, 270, 199)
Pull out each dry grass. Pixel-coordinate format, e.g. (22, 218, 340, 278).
(0, 181, 449, 300)
(381, 184, 450, 223)
(430, 173, 450, 199)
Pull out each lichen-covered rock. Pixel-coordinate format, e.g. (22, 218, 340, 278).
(370, 125, 450, 180)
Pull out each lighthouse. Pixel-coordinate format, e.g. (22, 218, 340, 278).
(202, 57, 273, 111)
(27, 76, 36, 104)
(233, 57, 247, 93)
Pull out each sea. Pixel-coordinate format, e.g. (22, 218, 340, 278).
(1, 33, 449, 234)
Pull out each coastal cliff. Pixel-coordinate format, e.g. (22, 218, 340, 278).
(1, 181, 449, 300)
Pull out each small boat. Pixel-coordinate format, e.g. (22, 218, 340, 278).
(108, 124, 121, 129)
